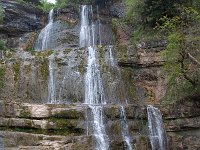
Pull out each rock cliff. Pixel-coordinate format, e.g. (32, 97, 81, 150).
(0, 0, 199, 150)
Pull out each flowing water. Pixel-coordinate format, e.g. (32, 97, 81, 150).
(108, 46, 116, 67)
(119, 106, 132, 150)
(32, 4, 167, 150)
(85, 46, 105, 104)
(80, 5, 109, 150)
(35, 9, 54, 51)
(48, 55, 57, 104)
(80, 5, 92, 47)
(0, 136, 4, 150)
(147, 105, 168, 150)
(97, 5, 102, 45)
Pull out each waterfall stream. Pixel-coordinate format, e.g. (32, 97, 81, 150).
(48, 54, 57, 104)
(147, 105, 168, 150)
(80, 5, 92, 47)
(0, 136, 4, 150)
(119, 106, 132, 150)
(31, 4, 167, 150)
(34, 9, 54, 51)
(80, 5, 109, 150)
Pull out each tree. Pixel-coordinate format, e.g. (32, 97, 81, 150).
(159, 5, 200, 103)
(39, 0, 55, 12)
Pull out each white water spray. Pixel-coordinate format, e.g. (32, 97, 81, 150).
(80, 5, 92, 47)
(48, 55, 57, 104)
(147, 105, 168, 150)
(80, 5, 109, 150)
(0, 136, 4, 150)
(85, 46, 105, 104)
(119, 106, 132, 150)
(35, 9, 54, 51)
(108, 46, 116, 67)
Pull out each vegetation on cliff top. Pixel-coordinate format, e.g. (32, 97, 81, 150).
(122, 0, 200, 104)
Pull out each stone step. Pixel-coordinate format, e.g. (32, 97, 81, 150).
(0, 116, 144, 138)
(0, 131, 150, 150)
(0, 102, 146, 120)
(164, 116, 200, 132)
(0, 131, 93, 150)
(0, 117, 85, 134)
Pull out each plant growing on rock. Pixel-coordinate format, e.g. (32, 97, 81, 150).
(38, 0, 55, 12)
(158, 5, 200, 104)
(0, 6, 4, 25)
(0, 39, 5, 50)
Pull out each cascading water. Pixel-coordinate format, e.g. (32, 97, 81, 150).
(80, 5, 92, 47)
(119, 106, 132, 150)
(97, 5, 102, 45)
(108, 46, 115, 67)
(85, 46, 105, 104)
(108, 45, 132, 148)
(35, 9, 54, 51)
(147, 105, 168, 150)
(48, 55, 57, 104)
(80, 5, 109, 150)
(107, 45, 129, 104)
(0, 136, 4, 150)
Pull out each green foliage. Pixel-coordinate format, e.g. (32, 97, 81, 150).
(162, 33, 184, 85)
(0, 6, 4, 25)
(156, 16, 181, 33)
(0, 40, 5, 50)
(38, 0, 55, 12)
(124, 0, 144, 26)
(160, 5, 200, 104)
(0, 68, 5, 90)
(55, 0, 93, 9)
(13, 63, 20, 82)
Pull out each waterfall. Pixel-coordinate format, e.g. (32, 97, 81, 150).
(80, 5, 92, 47)
(48, 55, 57, 104)
(0, 136, 4, 150)
(108, 45, 116, 67)
(34, 9, 54, 51)
(80, 5, 109, 150)
(58, 75, 66, 102)
(119, 106, 132, 150)
(147, 105, 168, 150)
(97, 5, 102, 45)
(85, 46, 105, 104)
(108, 46, 132, 149)
(108, 45, 128, 104)
(90, 106, 109, 150)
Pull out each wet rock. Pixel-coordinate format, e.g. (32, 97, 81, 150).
(161, 97, 200, 119)
(0, 131, 93, 149)
(109, 1, 125, 18)
(167, 132, 200, 150)
(135, 136, 150, 150)
(0, 0, 45, 36)
(165, 116, 200, 132)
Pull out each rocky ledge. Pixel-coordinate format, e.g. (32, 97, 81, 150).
(0, 0, 45, 36)
(0, 99, 199, 149)
(0, 102, 149, 149)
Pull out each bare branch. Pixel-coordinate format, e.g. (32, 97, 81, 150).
(188, 53, 200, 67)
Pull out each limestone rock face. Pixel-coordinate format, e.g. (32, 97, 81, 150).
(0, 0, 45, 36)
(0, 102, 150, 149)
(0, 0, 199, 149)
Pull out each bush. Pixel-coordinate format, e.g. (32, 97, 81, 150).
(159, 5, 200, 104)
(55, 0, 94, 9)
(38, 0, 55, 12)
